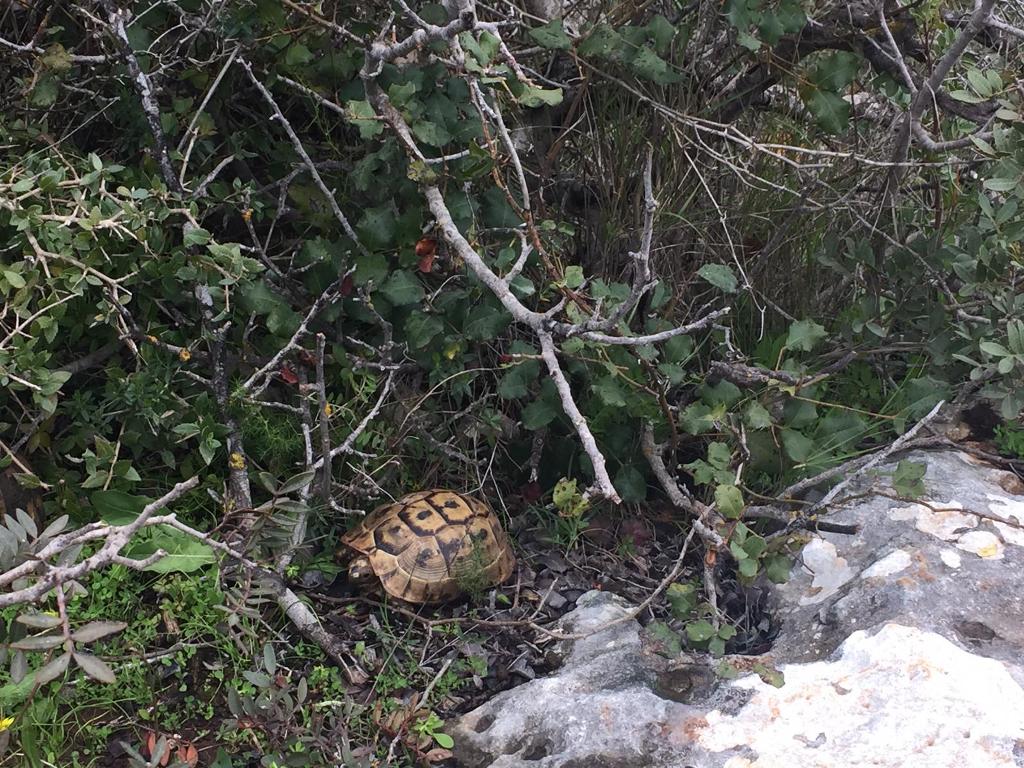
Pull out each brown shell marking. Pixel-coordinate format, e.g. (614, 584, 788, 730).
(341, 490, 515, 604)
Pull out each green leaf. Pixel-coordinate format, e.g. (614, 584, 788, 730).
(892, 459, 926, 497)
(412, 120, 452, 148)
(1008, 320, 1024, 355)
(183, 227, 212, 247)
(707, 442, 731, 469)
(379, 271, 424, 306)
(628, 46, 680, 85)
(738, 557, 758, 578)
(564, 265, 585, 289)
(662, 334, 693, 364)
(758, 12, 785, 46)
(278, 470, 315, 495)
(765, 554, 791, 583)
(979, 341, 1010, 357)
(786, 318, 827, 351)
(949, 89, 987, 104)
(645, 620, 682, 657)
(406, 311, 444, 349)
(742, 534, 766, 559)
(578, 24, 622, 57)
(966, 69, 992, 99)
(803, 88, 850, 133)
(552, 477, 578, 508)
(515, 86, 564, 107)
(643, 15, 676, 54)
(983, 177, 1019, 192)
(529, 20, 572, 50)
(522, 397, 559, 429)
(40, 43, 73, 73)
(345, 100, 384, 139)
(30, 76, 59, 107)
(357, 207, 394, 250)
(92, 490, 149, 525)
(284, 43, 313, 67)
(780, 428, 815, 462)
(592, 376, 627, 407)
(3, 271, 26, 289)
(613, 465, 646, 503)
(666, 582, 698, 619)
(753, 662, 785, 688)
(697, 263, 738, 293)
(811, 51, 860, 91)
(743, 402, 773, 429)
(434, 733, 455, 749)
(715, 484, 744, 519)
(128, 526, 217, 573)
(463, 303, 512, 340)
(685, 619, 716, 643)
(680, 402, 718, 434)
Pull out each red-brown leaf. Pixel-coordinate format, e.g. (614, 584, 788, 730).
(278, 365, 299, 385)
(415, 237, 437, 258)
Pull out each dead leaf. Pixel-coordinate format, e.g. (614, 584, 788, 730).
(416, 237, 437, 273)
(424, 748, 454, 762)
(178, 743, 199, 768)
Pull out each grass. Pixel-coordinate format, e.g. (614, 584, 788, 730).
(0, 559, 485, 767)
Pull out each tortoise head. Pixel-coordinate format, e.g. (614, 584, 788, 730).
(347, 555, 375, 586)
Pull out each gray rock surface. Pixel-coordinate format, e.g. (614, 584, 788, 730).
(771, 449, 1024, 684)
(453, 450, 1024, 767)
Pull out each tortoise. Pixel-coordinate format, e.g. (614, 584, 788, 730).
(339, 489, 515, 604)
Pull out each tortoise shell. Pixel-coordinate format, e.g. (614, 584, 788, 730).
(340, 490, 515, 604)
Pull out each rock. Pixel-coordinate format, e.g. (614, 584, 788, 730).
(453, 590, 731, 768)
(453, 451, 1024, 767)
(770, 450, 1024, 682)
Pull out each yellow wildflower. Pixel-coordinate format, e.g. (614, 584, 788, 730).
(0, 716, 15, 732)
(178, 348, 192, 363)
(229, 452, 246, 470)
(323, 403, 333, 417)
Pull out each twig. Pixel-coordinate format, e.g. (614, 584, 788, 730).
(384, 655, 456, 764)
(641, 425, 725, 550)
(242, 280, 342, 396)
(0, 477, 199, 608)
(238, 59, 366, 255)
(315, 334, 332, 505)
(314, 370, 397, 469)
(98, 0, 183, 194)
(781, 400, 946, 533)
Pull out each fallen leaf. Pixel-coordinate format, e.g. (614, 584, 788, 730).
(178, 743, 199, 768)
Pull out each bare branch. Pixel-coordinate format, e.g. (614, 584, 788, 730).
(98, 0, 183, 194)
(641, 426, 725, 549)
(0, 477, 199, 608)
(239, 59, 367, 254)
(242, 280, 342, 396)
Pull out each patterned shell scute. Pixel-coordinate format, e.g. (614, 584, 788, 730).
(341, 490, 515, 603)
